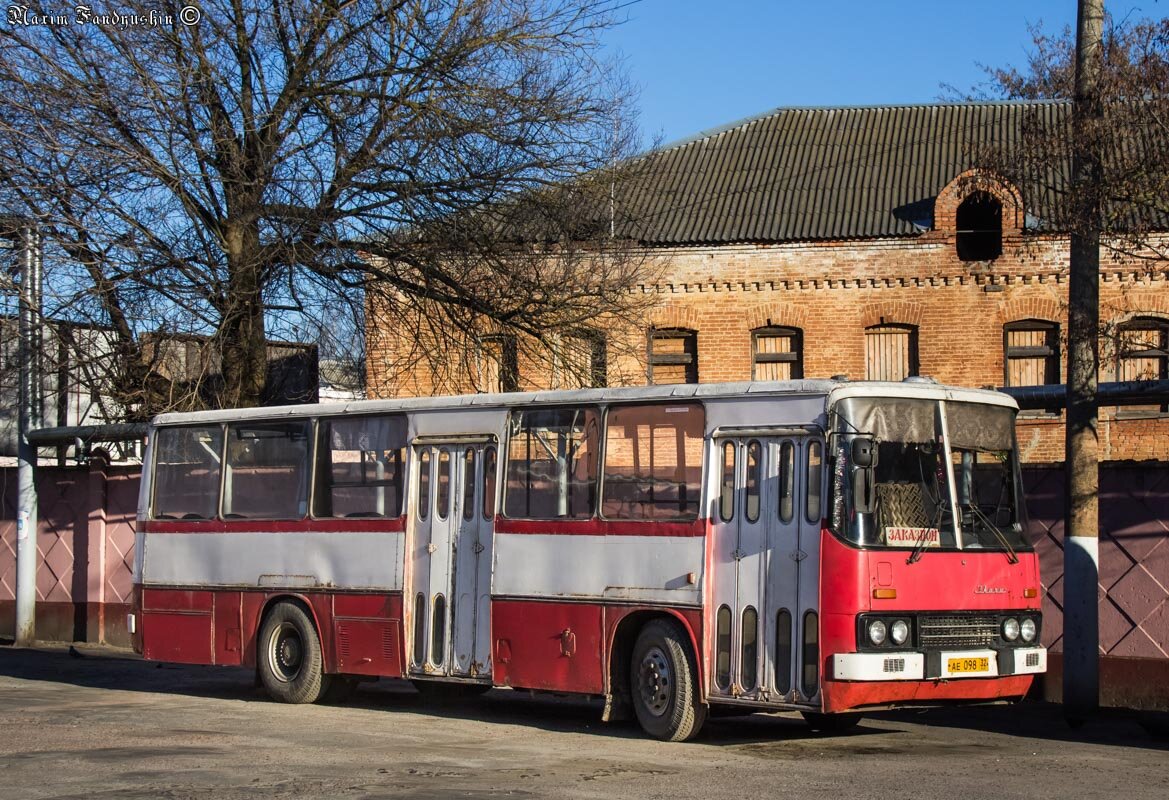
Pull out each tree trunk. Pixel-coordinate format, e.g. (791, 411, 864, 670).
(220, 222, 268, 408)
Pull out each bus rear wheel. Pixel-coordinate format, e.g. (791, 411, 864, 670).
(630, 619, 707, 741)
(258, 601, 331, 704)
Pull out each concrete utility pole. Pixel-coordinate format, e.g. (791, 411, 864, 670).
(1064, 0, 1104, 721)
(14, 221, 42, 646)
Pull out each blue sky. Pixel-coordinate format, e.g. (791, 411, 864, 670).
(603, 0, 1162, 147)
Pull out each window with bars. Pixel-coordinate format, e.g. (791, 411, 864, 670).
(648, 328, 697, 385)
(752, 326, 803, 380)
(865, 324, 918, 382)
(478, 334, 518, 393)
(1117, 316, 1169, 413)
(1004, 320, 1060, 386)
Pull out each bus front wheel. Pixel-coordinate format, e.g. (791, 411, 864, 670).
(630, 618, 707, 741)
(258, 601, 332, 704)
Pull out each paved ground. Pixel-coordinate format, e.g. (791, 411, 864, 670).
(1, 643, 1167, 800)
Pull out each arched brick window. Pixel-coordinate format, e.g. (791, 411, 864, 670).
(648, 328, 697, 385)
(478, 334, 518, 393)
(557, 329, 607, 389)
(1004, 319, 1060, 386)
(1117, 316, 1168, 413)
(752, 326, 803, 380)
(956, 191, 1003, 261)
(865, 324, 918, 381)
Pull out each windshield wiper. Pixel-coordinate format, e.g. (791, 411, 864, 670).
(907, 503, 945, 565)
(965, 503, 1019, 564)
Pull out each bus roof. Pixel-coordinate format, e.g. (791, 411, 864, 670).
(149, 378, 1017, 427)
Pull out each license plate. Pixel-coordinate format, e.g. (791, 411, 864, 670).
(947, 657, 989, 673)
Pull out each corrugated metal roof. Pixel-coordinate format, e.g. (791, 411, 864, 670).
(614, 101, 1074, 245)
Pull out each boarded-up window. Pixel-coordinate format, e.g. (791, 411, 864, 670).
(648, 328, 697, 385)
(1117, 317, 1169, 413)
(557, 330, 607, 389)
(865, 324, 918, 381)
(1004, 320, 1059, 386)
(602, 402, 704, 520)
(478, 335, 518, 393)
(752, 327, 803, 380)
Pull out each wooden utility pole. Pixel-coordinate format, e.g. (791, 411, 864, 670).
(1064, 0, 1104, 721)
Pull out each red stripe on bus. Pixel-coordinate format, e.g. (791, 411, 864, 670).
(493, 517, 706, 537)
(142, 517, 407, 534)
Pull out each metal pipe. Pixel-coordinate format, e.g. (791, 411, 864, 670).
(15, 223, 41, 646)
(26, 423, 149, 445)
(999, 379, 1169, 411)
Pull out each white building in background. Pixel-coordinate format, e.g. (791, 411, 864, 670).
(1, 316, 347, 459)
(318, 358, 366, 402)
(0, 316, 121, 458)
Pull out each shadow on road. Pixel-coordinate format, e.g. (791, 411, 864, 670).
(881, 702, 1169, 751)
(3, 643, 1163, 748)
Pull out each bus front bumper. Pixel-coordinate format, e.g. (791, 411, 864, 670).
(831, 647, 1046, 681)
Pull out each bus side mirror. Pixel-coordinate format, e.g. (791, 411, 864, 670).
(853, 466, 876, 514)
(851, 437, 877, 514)
(851, 437, 877, 468)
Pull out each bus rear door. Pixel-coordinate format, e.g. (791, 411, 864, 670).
(408, 439, 497, 682)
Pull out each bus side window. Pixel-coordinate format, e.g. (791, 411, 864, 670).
(504, 407, 599, 519)
(223, 420, 312, 520)
(314, 415, 408, 518)
(601, 402, 704, 521)
(151, 425, 224, 520)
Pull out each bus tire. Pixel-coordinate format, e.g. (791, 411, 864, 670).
(258, 601, 331, 704)
(630, 618, 707, 741)
(801, 711, 863, 733)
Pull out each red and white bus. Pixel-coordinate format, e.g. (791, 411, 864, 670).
(130, 378, 1045, 741)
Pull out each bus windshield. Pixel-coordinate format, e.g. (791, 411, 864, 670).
(830, 397, 1030, 553)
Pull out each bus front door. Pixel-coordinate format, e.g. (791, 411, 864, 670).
(408, 441, 497, 682)
(710, 436, 822, 705)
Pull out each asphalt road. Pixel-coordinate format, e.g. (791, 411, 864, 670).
(0, 644, 1167, 800)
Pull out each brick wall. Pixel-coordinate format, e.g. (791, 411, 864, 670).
(366, 231, 1169, 463)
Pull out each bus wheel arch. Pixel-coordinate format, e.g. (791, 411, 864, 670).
(606, 609, 703, 717)
(257, 597, 332, 704)
(614, 613, 707, 741)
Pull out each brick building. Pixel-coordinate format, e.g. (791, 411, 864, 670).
(366, 101, 1169, 465)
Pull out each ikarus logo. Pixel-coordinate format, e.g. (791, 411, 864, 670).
(975, 584, 1008, 595)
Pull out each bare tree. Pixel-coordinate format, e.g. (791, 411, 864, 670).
(0, 0, 655, 416)
(943, 13, 1169, 259)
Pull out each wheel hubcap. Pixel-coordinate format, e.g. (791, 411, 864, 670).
(637, 646, 673, 717)
(270, 622, 303, 682)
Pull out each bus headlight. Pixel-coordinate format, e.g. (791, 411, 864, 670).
(1020, 617, 1037, 643)
(1002, 618, 1020, 641)
(868, 619, 887, 646)
(890, 619, 909, 646)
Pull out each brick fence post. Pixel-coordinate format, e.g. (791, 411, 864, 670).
(86, 449, 110, 643)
